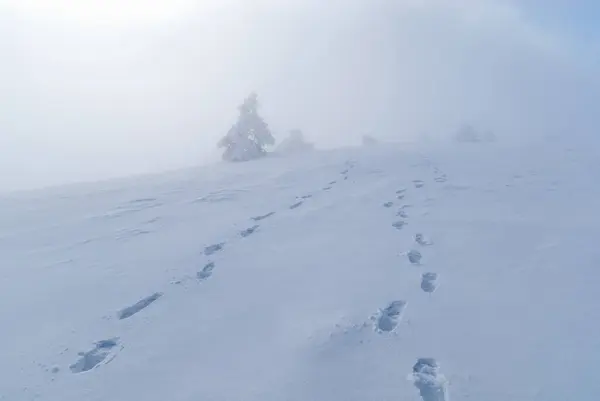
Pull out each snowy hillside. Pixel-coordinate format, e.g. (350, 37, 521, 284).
(1, 141, 600, 401)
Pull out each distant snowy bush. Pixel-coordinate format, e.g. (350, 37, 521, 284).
(362, 134, 378, 146)
(454, 124, 496, 143)
(217, 93, 275, 162)
(276, 129, 314, 154)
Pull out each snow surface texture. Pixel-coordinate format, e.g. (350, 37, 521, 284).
(1, 141, 600, 400)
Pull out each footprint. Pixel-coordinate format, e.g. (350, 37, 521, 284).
(322, 186, 332, 191)
(344, 176, 348, 180)
(341, 169, 349, 175)
(197, 262, 215, 280)
(413, 180, 425, 188)
(434, 176, 447, 183)
(289, 201, 303, 209)
(129, 197, 158, 204)
(118, 292, 163, 320)
(407, 250, 422, 265)
(397, 210, 408, 218)
(421, 273, 438, 293)
(410, 358, 449, 401)
(397, 194, 405, 200)
(392, 221, 407, 230)
(240, 225, 259, 238)
(299, 195, 313, 199)
(251, 212, 275, 221)
(373, 300, 407, 333)
(69, 338, 121, 373)
(329, 180, 337, 185)
(396, 189, 407, 194)
(415, 233, 433, 246)
(383, 202, 394, 208)
(204, 242, 225, 256)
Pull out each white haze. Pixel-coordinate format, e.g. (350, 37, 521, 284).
(2, 0, 599, 191)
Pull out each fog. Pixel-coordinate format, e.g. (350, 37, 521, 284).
(2, 0, 599, 191)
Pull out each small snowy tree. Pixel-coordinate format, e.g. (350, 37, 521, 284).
(276, 129, 314, 154)
(362, 134, 378, 146)
(218, 93, 275, 162)
(455, 123, 479, 143)
(455, 123, 496, 144)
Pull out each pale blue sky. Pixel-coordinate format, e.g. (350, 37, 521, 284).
(528, 2, 600, 44)
(516, 1, 600, 60)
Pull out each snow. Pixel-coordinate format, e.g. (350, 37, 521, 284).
(2, 140, 600, 400)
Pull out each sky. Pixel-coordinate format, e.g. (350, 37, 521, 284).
(520, 1, 600, 46)
(1, 0, 600, 191)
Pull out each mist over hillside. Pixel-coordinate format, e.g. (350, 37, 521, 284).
(2, 0, 600, 191)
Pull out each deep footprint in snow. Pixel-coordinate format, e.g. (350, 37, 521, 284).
(118, 292, 163, 320)
(421, 273, 439, 293)
(251, 212, 275, 221)
(392, 221, 407, 230)
(240, 225, 259, 237)
(410, 358, 449, 401)
(69, 338, 120, 373)
(204, 242, 225, 256)
(197, 262, 215, 280)
(383, 202, 394, 208)
(374, 300, 407, 333)
(415, 233, 433, 246)
(397, 210, 409, 218)
(289, 201, 303, 209)
(413, 180, 425, 188)
(407, 249, 423, 265)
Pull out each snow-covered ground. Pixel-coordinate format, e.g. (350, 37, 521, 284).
(2, 140, 600, 401)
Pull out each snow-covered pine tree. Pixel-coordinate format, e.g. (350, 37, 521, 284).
(218, 93, 275, 162)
